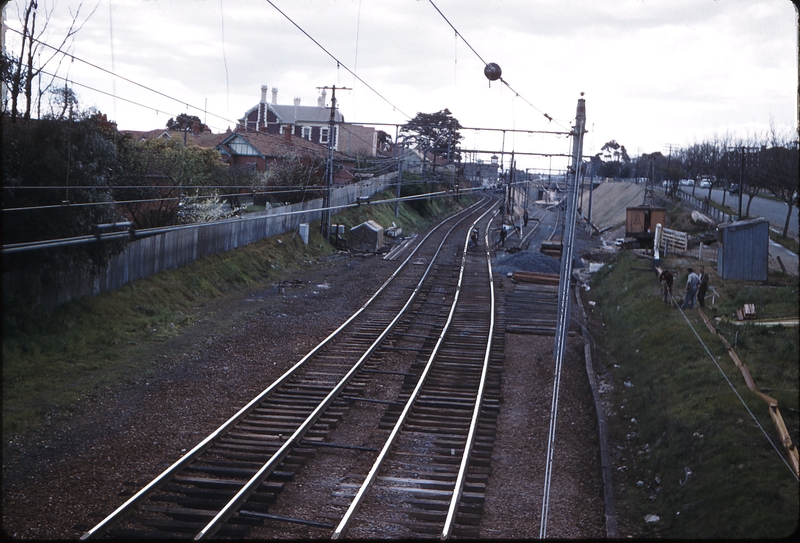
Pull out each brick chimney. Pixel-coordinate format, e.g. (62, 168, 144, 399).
(283, 126, 292, 141)
(271, 87, 278, 104)
(191, 120, 201, 134)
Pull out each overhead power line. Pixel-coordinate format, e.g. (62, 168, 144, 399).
(263, 0, 410, 120)
(426, 0, 571, 131)
(5, 26, 241, 124)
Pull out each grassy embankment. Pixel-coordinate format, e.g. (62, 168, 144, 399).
(587, 250, 799, 538)
(2, 189, 472, 439)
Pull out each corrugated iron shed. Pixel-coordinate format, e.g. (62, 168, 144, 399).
(350, 220, 384, 253)
(717, 217, 769, 281)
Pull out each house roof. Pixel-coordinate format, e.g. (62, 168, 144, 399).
(270, 104, 343, 124)
(239, 102, 344, 125)
(217, 129, 353, 163)
(120, 129, 229, 149)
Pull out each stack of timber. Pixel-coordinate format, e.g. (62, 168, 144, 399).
(540, 240, 562, 257)
(736, 303, 757, 321)
(512, 271, 560, 285)
(505, 282, 574, 336)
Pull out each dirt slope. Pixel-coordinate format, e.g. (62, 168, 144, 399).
(580, 182, 645, 230)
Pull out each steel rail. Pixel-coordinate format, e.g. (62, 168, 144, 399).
(331, 204, 498, 540)
(194, 198, 492, 540)
(441, 208, 500, 539)
(80, 196, 491, 540)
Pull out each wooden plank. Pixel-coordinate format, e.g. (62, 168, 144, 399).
(769, 406, 800, 476)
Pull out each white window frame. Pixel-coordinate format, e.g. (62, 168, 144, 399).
(302, 126, 312, 140)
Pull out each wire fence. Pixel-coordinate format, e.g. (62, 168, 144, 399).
(675, 190, 736, 223)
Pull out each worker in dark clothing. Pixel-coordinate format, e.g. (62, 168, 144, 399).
(697, 266, 710, 308)
(659, 268, 674, 306)
(469, 228, 479, 251)
(499, 225, 507, 247)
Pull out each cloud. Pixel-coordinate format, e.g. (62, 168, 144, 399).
(4, 0, 795, 171)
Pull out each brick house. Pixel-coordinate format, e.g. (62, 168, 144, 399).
(238, 86, 377, 157)
(215, 128, 356, 183)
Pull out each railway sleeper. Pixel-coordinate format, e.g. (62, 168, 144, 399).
(140, 504, 263, 525)
(235, 421, 332, 433)
(158, 484, 278, 503)
(405, 497, 483, 515)
(380, 472, 487, 484)
(406, 508, 483, 526)
(106, 527, 215, 539)
(252, 406, 344, 417)
(113, 520, 249, 538)
(147, 493, 271, 514)
(376, 486, 485, 504)
(373, 478, 485, 495)
(186, 465, 295, 481)
(196, 456, 305, 473)
(171, 475, 283, 493)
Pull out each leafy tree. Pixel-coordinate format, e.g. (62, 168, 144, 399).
(400, 109, 463, 162)
(3, 111, 126, 281)
(263, 156, 326, 205)
(596, 140, 631, 179)
(114, 136, 225, 228)
(600, 140, 630, 164)
(166, 113, 208, 133)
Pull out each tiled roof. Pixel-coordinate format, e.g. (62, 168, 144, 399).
(270, 104, 343, 124)
(120, 129, 228, 149)
(219, 129, 353, 162)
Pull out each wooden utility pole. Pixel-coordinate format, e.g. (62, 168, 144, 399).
(317, 85, 350, 241)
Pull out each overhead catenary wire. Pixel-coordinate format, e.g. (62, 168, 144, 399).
(3, 26, 240, 128)
(263, 0, 410, 120)
(2, 188, 460, 255)
(33, 68, 231, 131)
(426, 0, 570, 132)
(6, 25, 400, 154)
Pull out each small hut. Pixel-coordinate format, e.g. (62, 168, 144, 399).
(625, 206, 666, 248)
(349, 220, 384, 253)
(717, 217, 769, 281)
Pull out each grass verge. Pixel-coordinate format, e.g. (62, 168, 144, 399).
(586, 250, 798, 538)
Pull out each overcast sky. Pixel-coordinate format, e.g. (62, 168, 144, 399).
(4, 0, 798, 172)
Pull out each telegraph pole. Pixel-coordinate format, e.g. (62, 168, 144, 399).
(317, 85, 351, 241)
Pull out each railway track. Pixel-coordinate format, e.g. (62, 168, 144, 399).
(81, 195, 502, 540)
(330, 208, 503, 539)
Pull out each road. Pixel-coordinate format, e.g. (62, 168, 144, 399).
(680, 186, 797, 240)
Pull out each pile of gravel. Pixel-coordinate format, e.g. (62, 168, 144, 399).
(493, 247, 562, 276)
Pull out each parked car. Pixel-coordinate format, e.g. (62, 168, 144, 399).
(699, 180, 711, 188)
(729, 184, 740, 195)
(679, 179, 694, 186)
